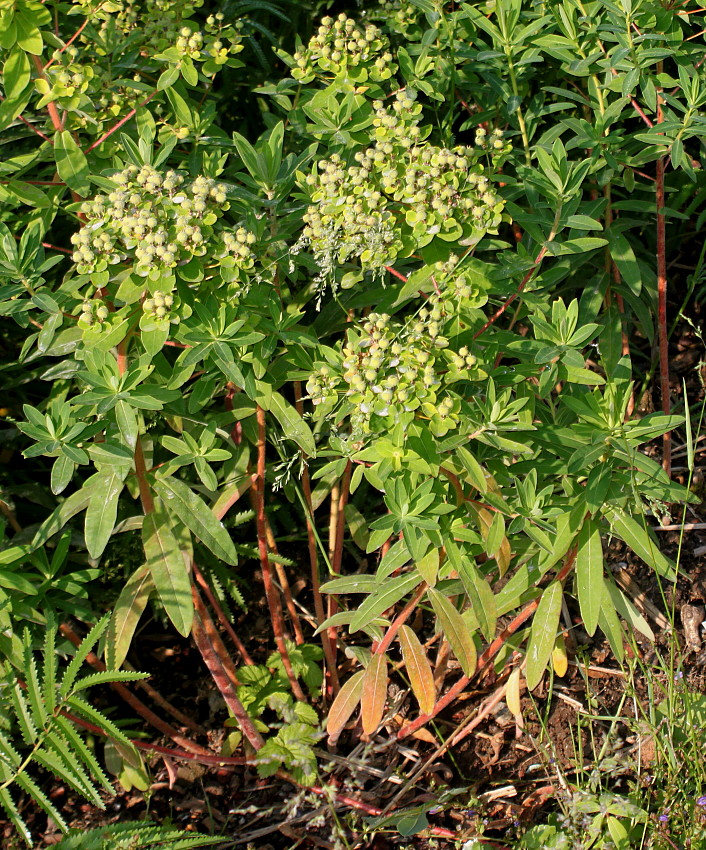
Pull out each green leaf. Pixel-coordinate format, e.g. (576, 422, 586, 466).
(427, 588, 477, 677)
(526, 581, 563, 690)
(605, 507, 676, 580)
(157, 65, 180, 91)
(152, 475, 237, 564)
(3, 48, 30, 99)
(84, 468, 124, 559)
(105, 564, 154, 669)
(576, 518, 602, 636)
(32, 485, 94, 550)
(268, 391, 316, 456)
(349, 572, 422, 633)
(54, 131, 90, 196)
(143, 503, 193, 637)
(610, 233, 642, 295)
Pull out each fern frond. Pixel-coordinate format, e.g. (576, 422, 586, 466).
(0, 786, 31, 845)
(54, 716, 113, 793)
(59, 614, 110, 696)
(72, 670, 150, 692)
(66, 693, 134, 748)
(9, 683, 38, 745)
(230, 509, 255, 527)
(23, 635, 47, 727)
(0, 728, 24, 770)
(37, 732, 104, 806)
(43, 620, 57, 714)
(52, 822, 228, 849)
(14, 771, 68, 831)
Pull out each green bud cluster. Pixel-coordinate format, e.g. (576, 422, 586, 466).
(474, 126, 512, 164)
(174, 17, 242, 67)
(142, 289, 175, 321)
(299, 89, 507, 282)
(292, 14, 395, 82)
(428, 255, 489, 310)
(307, 311, 460, 436)
(70, 164, 255, 280)
(42, 56, 93, 101)
(77, 299, 109, 328)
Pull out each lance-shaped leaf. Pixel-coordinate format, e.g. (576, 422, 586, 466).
(142, 503, 193, 637)
(526, 581, 563, 690)
(327, 670, 365, 744)
(105, 564, 154, 669)
(153, 475, 237, 564)
(268, 391, 316, 456)
(576, 517, 603, 636)
(84, 468, 124, 559)
(361, 653, 388, 736)
(398, 626, 435, 715)
(349, 572, 422, 633)
(604, 507, 676, 580)
(55, 131, 90, 196)
(428, 588, 477, 677)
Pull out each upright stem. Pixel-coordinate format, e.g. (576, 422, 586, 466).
(326, 460, 352, 666)
(193, 563, 254, 666)
(293, 383, 339, 694)
(505, 51, 531, 166)
(255, 405, 306, 702)
(656, 63, 671, 476)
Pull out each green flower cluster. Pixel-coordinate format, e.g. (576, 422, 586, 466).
(39, 52, 93, 104)
(428, 255, 489, 311)
(77, 299, 109, 328)
(299, 89, 507, 281)
(474, 126, 512, 163)
(172, 15, 243, 70)
(307, 312, 462, 436)
(70, 164, 255, 282)
(292, 14, 395, 82)
(142, 289, 175, 321)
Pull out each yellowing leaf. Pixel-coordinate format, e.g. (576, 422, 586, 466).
(506, 666, 523, 718)
(326, 670, 364, 743)
(416, 547, 439, 586)
(428, 588, 477, 677)
(360, 653, 388, 735)
(552, 633, 568, 677)
(398, 625, 435, 715)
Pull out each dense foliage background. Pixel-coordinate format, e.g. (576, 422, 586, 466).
(0, 0, 705, 847)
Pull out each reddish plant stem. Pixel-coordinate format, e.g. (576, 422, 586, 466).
(31, 55, 64, 133)
(263, 513, 305, 645)
(43, 17, 90, 72)
(473, 246, 547, 340)
(294, 383, 339, 695)
(255, 405, 307, 702)
(15, 112, 52, 141)
(192, 562, 254, 666)
(133, 437, 156, 514)
(58, 624, 209, 754)
(655, 68, 671, 476)
(326, 460, 352, 661)
(42, 242, 72, 254)
(83, 91, 157, 153)
(374, 583, 428, 657)
(286, 775, 457, 840)
(192, 585, 241, 689)
(384, 264, 408, 283)
(397, 547, 577, 740)
(189, 595, 265, 751)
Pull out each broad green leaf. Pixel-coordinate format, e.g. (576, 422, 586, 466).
(576, 518, 602, 636)
(326, 670, 364, 742)
(3, 48, 30, 99)
(360, 653, 388, 735)
(605, 508, 676, 580)
(54, 131, 90, 196)
(428, 588, 477, 677)
(610, 233, 641, 295)
(84, 468, 124, 559)
(398, 625, 435, 715)
(142, 503, 192, 637)
(416, 547, 439, 586)
(268, 391, 316, 456)
(526, 581, 563, 691)
(153, 475, 237, 564)
(605, 578, 654, 642)
(105, 564, 154, 669)
(349, 572, 422, 633)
